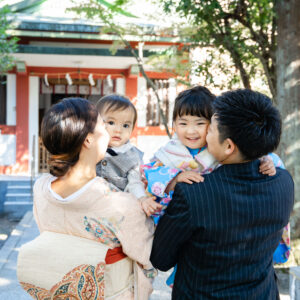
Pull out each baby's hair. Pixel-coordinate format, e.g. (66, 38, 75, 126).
(96, 94, 137, 127)
(172, 86, 216, 122)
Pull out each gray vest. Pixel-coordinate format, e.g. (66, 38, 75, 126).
(96, 146, 143, 191)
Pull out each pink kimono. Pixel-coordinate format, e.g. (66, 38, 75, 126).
(20, 174, 155, 300)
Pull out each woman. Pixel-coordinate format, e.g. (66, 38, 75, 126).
(17, 98, 154, 299)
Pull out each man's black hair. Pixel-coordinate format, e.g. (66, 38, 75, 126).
(214, 89, 281, 160)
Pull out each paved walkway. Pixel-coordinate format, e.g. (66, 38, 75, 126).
(0, 212, 37, 299)
(0, 211, 290, 300)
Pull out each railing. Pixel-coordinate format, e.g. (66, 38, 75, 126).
(146, 79, 170, 126)
(30, 135, 36, 195)
(39, 137, 49, 173)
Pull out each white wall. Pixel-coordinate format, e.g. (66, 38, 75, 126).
(137, 135, 169, 163)
(6, 74, 16, 126)
(0, 133, 16, 165)
(116, 78, 125, 95)
(28, 76, 39, 175)
(168, 78, 176, 127)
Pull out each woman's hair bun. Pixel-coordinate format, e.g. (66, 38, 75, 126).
(48, 153, 78, 177)
(41, 98, 99, 177)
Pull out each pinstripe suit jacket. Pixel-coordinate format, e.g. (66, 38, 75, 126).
(150, 160, 294, 300)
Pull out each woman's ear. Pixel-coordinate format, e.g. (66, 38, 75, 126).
(83, 133, 93, 149)
(224, 138, 235, 156)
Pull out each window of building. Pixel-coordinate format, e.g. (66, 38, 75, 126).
(146, 79, 169, 126)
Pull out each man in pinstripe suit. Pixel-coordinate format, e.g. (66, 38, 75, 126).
(150, 89, 294, 300)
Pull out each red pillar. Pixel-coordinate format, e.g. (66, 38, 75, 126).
(125, 77, 138, 100)
(126, 77, 138, 145)
(16, 73, 29, 173)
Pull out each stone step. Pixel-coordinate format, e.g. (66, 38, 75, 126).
(4, 194, 33, 203)
(4, 201, 33, 206)
(3, 191, 33, 220)
(6, 186, 32, 194)
(5, 181, 33, 187)
(7, 184, 32, 188)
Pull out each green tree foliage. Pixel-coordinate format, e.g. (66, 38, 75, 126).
(0, 0, 48, 74)
(160, 0, 277, 101)
(0, 5, 18, 74)
(70, 0, 172, 137)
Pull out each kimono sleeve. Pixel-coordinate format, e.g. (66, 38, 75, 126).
(125, 165, 147, 199)
(114, 194, 155, 269)
(268, 152, 285, 169)
(142, 159, 181, 198)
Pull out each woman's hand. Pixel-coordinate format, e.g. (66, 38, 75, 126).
(259, 155, 276, 176)
(140, 196, 162, 217)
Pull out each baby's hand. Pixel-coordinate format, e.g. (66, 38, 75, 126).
(259, 155, 276, 176)
(140, 196, 162, 217)
(176, 171, 204, 184)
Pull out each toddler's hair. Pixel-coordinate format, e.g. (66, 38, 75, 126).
(96, 94, 137, 127)
(172, 86, 216, 122)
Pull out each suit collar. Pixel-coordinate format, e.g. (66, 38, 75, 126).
(217, 159, 264, 179)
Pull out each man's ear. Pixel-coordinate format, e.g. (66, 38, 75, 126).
(83, 133, 93, 149)
(224, 138, 235, 155)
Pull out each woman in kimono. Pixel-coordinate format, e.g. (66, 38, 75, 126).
(17, 98, 155, 300)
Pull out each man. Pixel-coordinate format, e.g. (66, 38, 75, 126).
(150, 89, 294, 299)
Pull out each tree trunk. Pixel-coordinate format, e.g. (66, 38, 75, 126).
(276, 0, 300, 238)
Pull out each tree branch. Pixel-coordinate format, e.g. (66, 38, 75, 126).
(224, 6, 270, 53)
(219, 18, 251, 89)
(106, 18, 172, 138)
(121, 38, 172, 137)
(249, 48, 276, 101)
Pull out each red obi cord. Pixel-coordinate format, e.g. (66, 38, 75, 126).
(105, 247, 127, 265)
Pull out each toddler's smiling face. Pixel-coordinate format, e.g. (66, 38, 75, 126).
(173, 114, 209, 149)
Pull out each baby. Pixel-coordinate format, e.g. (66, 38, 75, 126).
(96, 94, 160, 211)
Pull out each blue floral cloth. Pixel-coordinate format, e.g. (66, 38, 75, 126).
(143, 161, 179, 225)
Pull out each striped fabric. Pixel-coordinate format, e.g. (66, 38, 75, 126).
(151, 160, 294, 300)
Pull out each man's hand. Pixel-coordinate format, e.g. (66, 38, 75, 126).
(175, 171, 204, 184)
(259, 155, 276, 176)
(140, 196, 162, 217)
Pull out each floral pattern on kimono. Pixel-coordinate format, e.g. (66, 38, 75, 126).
(21, 263, 105, 300)
(84, 216, 122, 248)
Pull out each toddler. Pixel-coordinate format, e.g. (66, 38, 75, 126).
(143, 86, 277, 219)
(96, 94, 160, 210)
(142, 86, 284, 286)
